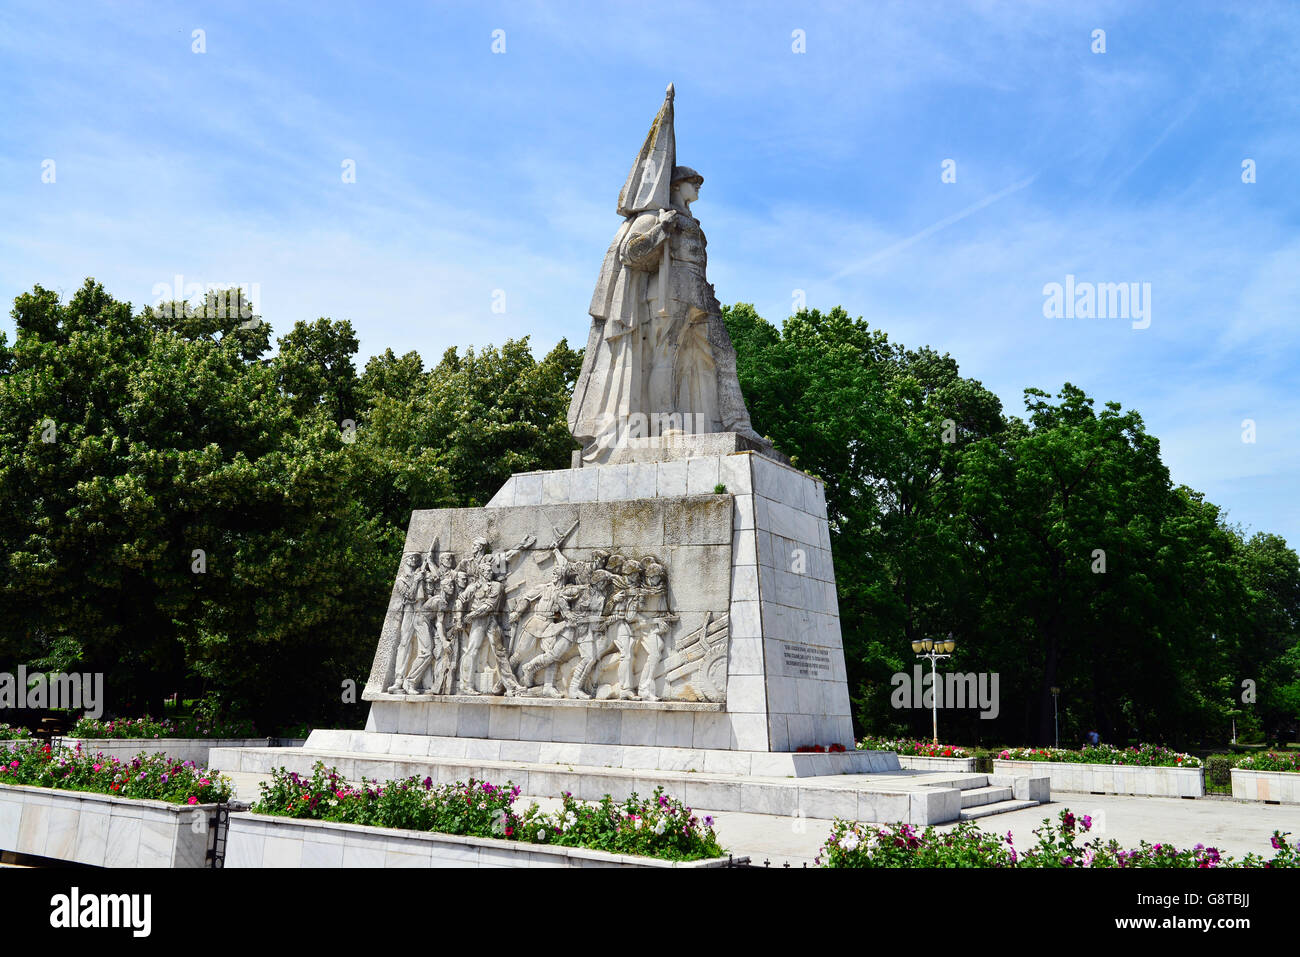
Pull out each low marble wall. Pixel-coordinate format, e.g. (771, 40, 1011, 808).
(1231, 769, 1300, 804)
(65, 738, 305, 768)
(0, 783, 218, 867)
(993, 759, 1203, 797)
(896, 755, 978, 772)
(225, 812, 732, 868)
(300, 729, 901, 777)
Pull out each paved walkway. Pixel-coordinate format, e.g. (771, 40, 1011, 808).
(708, 792, 1300, 866)
(224, 770, 1300, 867)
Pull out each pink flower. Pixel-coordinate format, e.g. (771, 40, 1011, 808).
(187, 796, 199, 805)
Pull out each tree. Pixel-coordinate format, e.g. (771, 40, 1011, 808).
(0, 281, 387, 727)
(725, 304, 1006, 738)
(726, 302, 1298, 747)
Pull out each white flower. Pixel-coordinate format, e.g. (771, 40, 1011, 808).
(840, 831, 860, 852)
(653, 818, 667, 835)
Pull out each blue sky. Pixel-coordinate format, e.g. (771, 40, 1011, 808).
(2, 1, 1297, 545)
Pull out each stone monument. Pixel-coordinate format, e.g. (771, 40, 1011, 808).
(359, 82, 856, 761)
(214, 86, 1048, 825)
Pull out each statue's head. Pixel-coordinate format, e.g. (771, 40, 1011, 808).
(404, 552, 422, 569)
(439, 553, 455, 569)
(455, 570, 469, 589)
(622, 559, 644, 583)
(645, 560, 665, 587)
(471, 536, 489, 556)
(672, 166, 702, 207)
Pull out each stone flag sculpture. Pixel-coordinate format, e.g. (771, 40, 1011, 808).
(568, 83, 770, 465)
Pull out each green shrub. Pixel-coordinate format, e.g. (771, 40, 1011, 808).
(1204, 754, 1235, 790)
(71, 715, 257, 739)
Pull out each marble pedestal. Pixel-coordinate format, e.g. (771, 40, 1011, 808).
(363, 450, 852, 753)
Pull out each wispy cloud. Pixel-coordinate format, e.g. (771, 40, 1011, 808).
(2, 0, 1298, 544)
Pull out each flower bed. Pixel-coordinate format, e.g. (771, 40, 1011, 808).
(0, 723, 32, 740)
(993, 758, 1202, 797)
(816, 808, 1299, 868)
(250, 762, 725, 863)
(0, 740, 233, 867)
(71, 715, 258, 739)
(0, 739, 232, 805)
(857, 736, 971, 759)
(1234, 751, 1300, 773)
(998, 744, 1199, 768)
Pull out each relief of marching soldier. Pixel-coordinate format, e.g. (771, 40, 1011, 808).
(382, 521, 724, 703)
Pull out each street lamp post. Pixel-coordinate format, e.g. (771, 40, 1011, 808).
(911, 632, 956, 746)
(1050, 686, 1060, 749)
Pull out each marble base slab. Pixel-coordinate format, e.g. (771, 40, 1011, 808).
(298, 729, 899, 778)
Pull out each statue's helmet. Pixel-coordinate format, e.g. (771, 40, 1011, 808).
(671, 166, 703, 187)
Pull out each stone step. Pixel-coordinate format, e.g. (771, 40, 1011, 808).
(959, 785, 1014, 808)
(210, 745, 975, 825)
(944, 775, 991, 791)
(957, 799, 1040, 821)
